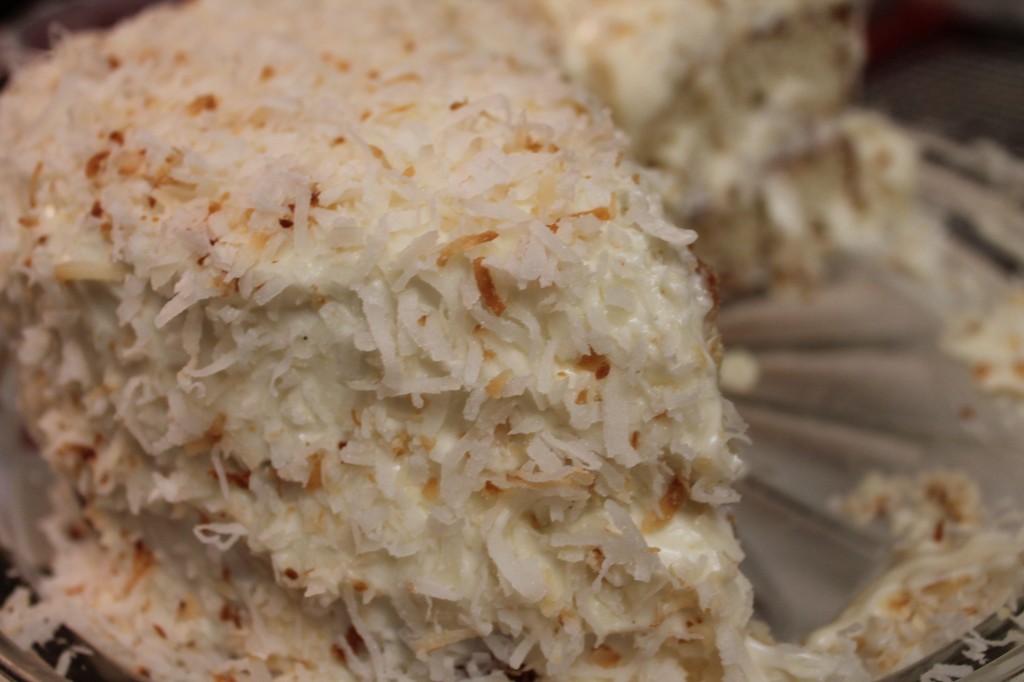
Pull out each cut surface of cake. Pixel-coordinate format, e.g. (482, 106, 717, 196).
(0, 0, 868, 679)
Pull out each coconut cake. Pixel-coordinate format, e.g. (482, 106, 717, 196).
(0, 0, 870, 679)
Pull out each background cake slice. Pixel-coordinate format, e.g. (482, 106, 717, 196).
(532, 0, 929, 292)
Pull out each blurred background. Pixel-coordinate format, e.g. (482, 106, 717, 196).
(1, 0, 1022, 153)
(867, 0, 1024, 157)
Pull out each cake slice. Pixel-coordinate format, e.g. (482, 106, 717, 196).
(0, 0, 865, 679)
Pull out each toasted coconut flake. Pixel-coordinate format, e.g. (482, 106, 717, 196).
(435, 230, 499, 266)
(85, 150, 110, 178)
(577, 349, 611, 379)
(185, 93, 218, 115)
(473, 257, 505, 316)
